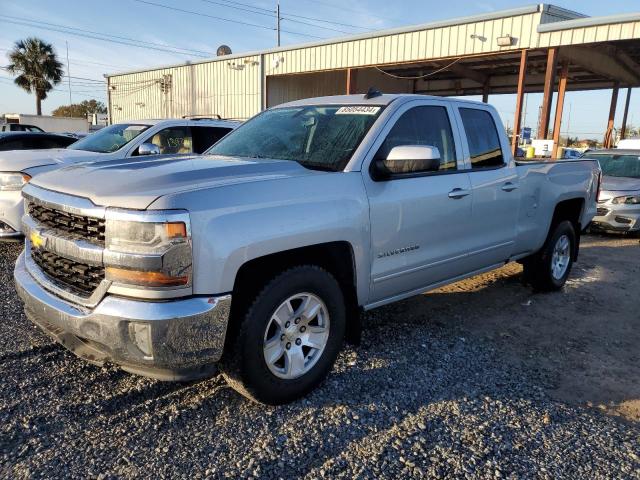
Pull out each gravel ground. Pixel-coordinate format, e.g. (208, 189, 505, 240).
(1, 236, 639, 479)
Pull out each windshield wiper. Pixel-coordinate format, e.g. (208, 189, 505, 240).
(298, 161, 339, 172)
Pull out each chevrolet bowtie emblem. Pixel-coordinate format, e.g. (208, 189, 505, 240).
(30, 231, 45, 249)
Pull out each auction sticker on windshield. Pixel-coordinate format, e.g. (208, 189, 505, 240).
(336, 106, 381, 115)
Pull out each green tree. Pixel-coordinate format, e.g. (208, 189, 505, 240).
(52, 99, 107, 118)
(6, 37, 64, 115)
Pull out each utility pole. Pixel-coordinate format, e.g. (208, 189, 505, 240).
(66, 41, 72, 111)
(276, 1, 281, 47)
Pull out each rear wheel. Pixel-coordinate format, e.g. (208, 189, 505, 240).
(221, 266, 346, 404)
(523, 220, 576, 291)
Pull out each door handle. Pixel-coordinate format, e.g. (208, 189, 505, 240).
(501, 182, 519, 192)
(448, 188, 471, 199)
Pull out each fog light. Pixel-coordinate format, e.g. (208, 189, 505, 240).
(129, 323, 153, 358)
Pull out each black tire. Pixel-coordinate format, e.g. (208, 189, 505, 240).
(220, 265, 346, 405)
(523, 220, 576, 292)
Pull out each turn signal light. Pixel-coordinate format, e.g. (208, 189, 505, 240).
(106, 267, 189, 287)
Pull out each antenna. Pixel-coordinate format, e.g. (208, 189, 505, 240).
(364, 87, 382, 99)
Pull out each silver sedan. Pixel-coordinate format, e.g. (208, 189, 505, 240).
(587, 149, 640, 233)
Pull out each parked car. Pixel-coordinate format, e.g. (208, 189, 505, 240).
(563, 148, 583, 159)
(586, 149, 640, 234)
(0, 132, 77, 151)
(0, 123, 45, 133)
(14, 94, 599, 404)
(0, 118, 239, 239)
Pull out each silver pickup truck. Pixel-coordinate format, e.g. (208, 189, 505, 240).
(14, 94, 600, 404)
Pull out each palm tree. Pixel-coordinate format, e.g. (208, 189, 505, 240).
(6, 38, 64, 115)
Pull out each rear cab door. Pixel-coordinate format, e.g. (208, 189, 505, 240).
(452, 103, 520, 269)
(362, 98, 476, 305)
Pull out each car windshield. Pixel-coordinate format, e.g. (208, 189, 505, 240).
(207, 105, 384, 171)
(68, 123, 149, 153)
(590, 154, 640, 179)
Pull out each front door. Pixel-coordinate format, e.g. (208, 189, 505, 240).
(363, 100, 475, 305)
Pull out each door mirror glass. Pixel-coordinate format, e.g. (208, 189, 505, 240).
(374, 145, 441, 178)
(138, 142, 161, 156)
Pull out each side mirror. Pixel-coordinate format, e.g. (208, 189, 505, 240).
(373, 145, 441, 179)
(138, 142, 161, 156)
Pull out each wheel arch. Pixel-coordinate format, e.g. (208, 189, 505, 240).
(549, 197, 585, 260)
(227, 241, 362, 351)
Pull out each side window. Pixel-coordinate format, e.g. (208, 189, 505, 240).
(38, 137, 73, 149)
(375, 106, 457, 172)
(192, 126, 232, 153)
(144, 126, 192, 155)
(459, 108, 505, 169)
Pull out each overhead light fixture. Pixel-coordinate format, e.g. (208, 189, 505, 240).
(497, 35, 515, 47)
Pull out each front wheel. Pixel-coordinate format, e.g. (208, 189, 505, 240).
(220, 266, 346, 404)
(523, 220, 576, 291)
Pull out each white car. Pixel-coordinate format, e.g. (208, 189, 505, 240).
(0, 118, 239, 240)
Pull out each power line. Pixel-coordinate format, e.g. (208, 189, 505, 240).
(0, 46, 135, 70)
(0, 15, 215, 58)
(197, 0, 363, 34)
(0, 66, 105, 84)
(131, 0, 324, 39)
(0, 14, 213, 56)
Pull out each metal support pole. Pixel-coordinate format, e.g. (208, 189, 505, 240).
(276, 2, 281, 47)
(538, 47, 558, 139)
(106, 75, 112, 125)
(620, 88, 632, 140)
(347, 68, 358, 94)
(603, 83, 619, 148)
(482, 81, 490, 103)
(66, 41, 72, 109)
(552, 62, 569, 160)
(511, 49, 528, 156)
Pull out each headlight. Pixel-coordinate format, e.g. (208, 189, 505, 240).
(0, 172, 30, 191)
(105, 210, 192, 291)
(611, 195, 640, 205)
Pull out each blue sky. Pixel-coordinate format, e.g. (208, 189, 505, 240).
(1, 0, 639, 139)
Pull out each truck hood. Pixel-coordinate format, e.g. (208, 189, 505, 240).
(0, 148, 103, 173)
(601, 175, 640, 193)
(30, 154, 317, 209)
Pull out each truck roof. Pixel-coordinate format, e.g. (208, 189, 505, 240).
(279, 93, 494, 109)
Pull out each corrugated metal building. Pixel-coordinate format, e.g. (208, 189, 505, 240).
(105, 3, 640, 151)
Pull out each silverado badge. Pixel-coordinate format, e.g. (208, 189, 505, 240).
(377, 244, 420, 258)
(30, 230, 45, 249)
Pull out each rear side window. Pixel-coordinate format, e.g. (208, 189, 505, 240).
(193, 126, 232, 153)
(459, 108, 504, 169)
(376, 106, 457, 171)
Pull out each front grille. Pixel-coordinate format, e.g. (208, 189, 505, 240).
(28, 203, 105, 246)
(596, 207, 609, 216)
(31, 248, 104, 296)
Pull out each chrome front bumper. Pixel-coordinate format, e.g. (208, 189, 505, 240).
(592, 203, 640, 232)
(14, 251, 231, 381)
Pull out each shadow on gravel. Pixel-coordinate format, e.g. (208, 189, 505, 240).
(0, 343, 60, 363)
